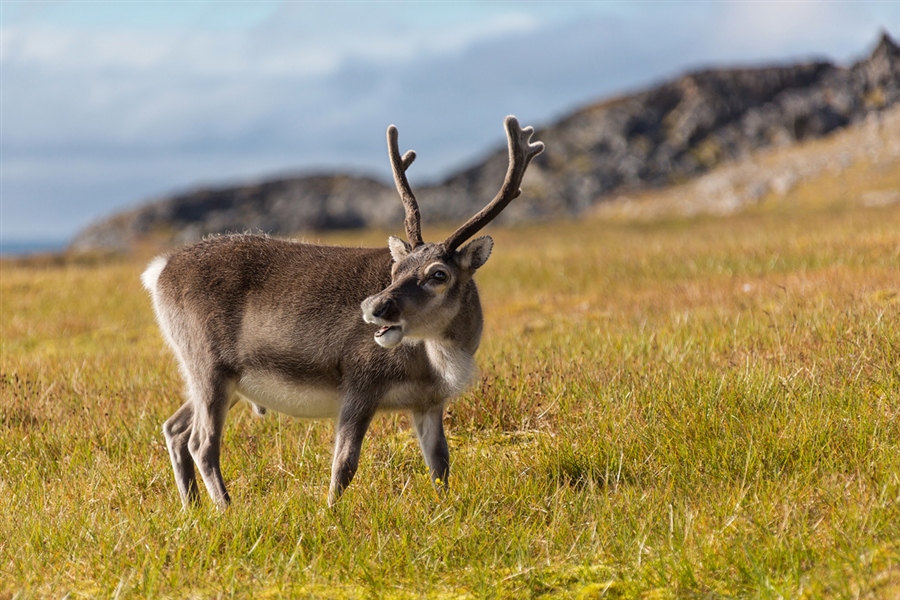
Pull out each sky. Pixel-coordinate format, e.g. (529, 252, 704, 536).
(2, 1, 899, 247)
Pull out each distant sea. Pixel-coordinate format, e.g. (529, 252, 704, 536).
(1, 239, 68, 256)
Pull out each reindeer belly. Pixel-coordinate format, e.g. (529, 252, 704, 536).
(236, 371, 341, 419)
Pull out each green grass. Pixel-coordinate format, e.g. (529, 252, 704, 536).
(2, 197, 900, 597)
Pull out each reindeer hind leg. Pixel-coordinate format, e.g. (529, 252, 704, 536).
(186, 371, 235, 510)
(163, 400, 200, 507)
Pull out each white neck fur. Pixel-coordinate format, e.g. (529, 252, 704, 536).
(424, 339, 477, 398)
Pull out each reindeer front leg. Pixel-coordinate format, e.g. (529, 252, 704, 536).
(328, 396, 377, 506)
(413, 404, 450, 490)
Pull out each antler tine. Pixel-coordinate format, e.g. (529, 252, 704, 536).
(387, 125, 424, 248)
(443, 116, 544, 251)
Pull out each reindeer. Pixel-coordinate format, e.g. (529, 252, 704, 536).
(141, 116, 544, 508)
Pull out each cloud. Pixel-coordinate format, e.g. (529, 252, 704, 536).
(1, 4, 540, 75)
(1, 1, 281, 31)
(0, 5, 542, 151)
(1, 2, 898, 243)
(711, 0, 897, 63)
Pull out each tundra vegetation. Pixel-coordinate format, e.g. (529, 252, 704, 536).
(1, 136, 899, 597)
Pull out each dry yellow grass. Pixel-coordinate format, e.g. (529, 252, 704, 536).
(1, 133, 899, 597)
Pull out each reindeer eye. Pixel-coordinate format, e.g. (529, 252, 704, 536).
(430, 270, 448, 283)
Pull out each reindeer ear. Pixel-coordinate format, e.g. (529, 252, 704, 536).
(456, 236, 493, 272)
(388, 236, 411, 262)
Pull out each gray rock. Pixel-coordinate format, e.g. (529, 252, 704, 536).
(71, 33, 900, 251)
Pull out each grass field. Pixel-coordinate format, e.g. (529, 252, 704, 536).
(2, 154, 900, 597)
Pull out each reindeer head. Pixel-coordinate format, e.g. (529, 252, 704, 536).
(361, 116, 544, 348)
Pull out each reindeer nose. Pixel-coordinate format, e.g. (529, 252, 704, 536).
(372, 298, 396, 320)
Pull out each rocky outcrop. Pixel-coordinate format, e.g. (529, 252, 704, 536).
(71, 33, 900, 251)
(424, 32, 900, 223)
(593, 103, 900, 219)
(71, 175, 401, 251)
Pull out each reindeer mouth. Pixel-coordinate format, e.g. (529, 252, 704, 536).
(373, 324, 404, 348)
(361, 299, 404, 348)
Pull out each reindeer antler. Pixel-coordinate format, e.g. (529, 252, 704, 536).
(443, 116, 544, 251)
(387, 125, 423, 248)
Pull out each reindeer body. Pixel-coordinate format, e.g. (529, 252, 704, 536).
(143, 117, 542, 508)
(145, 234, 481, 417)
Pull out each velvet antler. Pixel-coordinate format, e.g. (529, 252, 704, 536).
(443, 116, 544, 251)
(386, 125, 423, 248)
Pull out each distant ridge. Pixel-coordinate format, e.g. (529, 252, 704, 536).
(71, 32, 900, 251)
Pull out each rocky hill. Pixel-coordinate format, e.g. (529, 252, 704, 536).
(71, 33, 900, 251)
(594, 102, 900, 219)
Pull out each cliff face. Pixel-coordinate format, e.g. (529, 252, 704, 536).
(71, 33, 900, 251)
